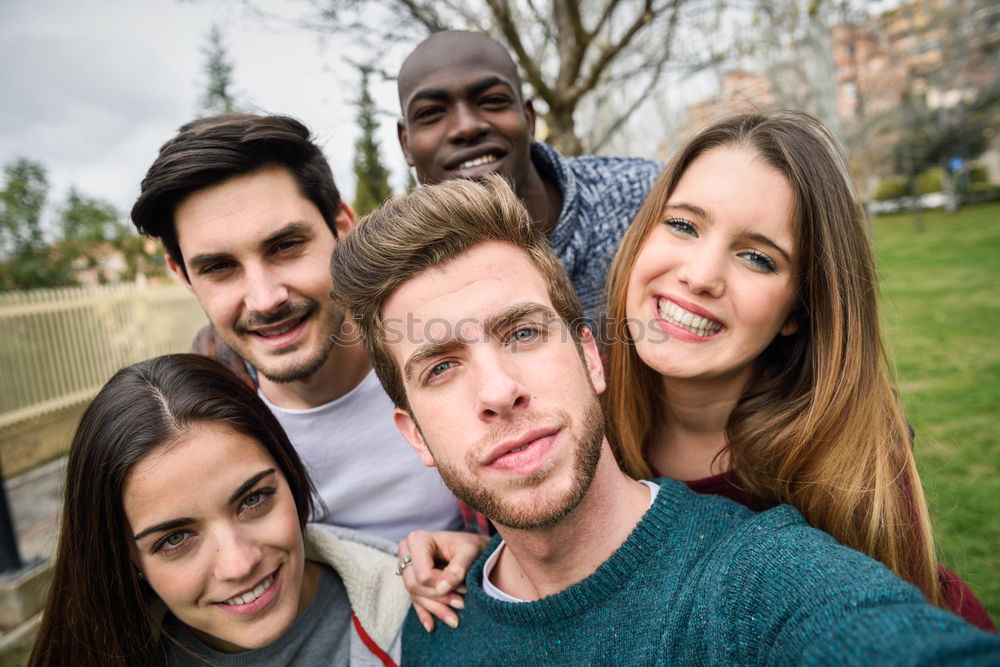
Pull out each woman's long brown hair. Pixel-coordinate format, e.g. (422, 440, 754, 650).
(29, 354, 319, 667)
(603, 111, 941, 605)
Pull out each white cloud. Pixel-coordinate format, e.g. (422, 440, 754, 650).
(0, 0, 411, 220)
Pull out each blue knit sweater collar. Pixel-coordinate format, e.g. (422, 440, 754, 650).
(529, 141, 577, 255)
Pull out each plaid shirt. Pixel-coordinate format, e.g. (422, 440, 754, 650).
(532, 141, 662, 320)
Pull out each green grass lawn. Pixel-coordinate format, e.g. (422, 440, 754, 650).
(875, 201, 1000, 622)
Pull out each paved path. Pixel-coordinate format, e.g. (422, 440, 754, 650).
(0, 458, 63, 650)
(4, 456, 64, 564)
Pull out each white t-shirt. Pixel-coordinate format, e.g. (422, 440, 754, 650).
(483, 480, 661, 602)
(260, 370, 463, 542)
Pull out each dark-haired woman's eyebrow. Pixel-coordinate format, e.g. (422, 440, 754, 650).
(134, 517, 194, 542)
(228, 469, 276, 504)
(132, 469, 277, 542)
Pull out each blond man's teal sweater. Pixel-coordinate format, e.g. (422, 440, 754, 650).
(402, 479, 999, 665)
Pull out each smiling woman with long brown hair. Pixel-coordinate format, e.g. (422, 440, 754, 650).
(29, 354, 409, 666)
(602, 110, 991, 629)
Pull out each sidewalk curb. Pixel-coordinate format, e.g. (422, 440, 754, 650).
(0, 558, 52, 633)
(0, 611, 40, 652)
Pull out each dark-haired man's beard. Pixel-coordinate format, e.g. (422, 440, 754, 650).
(233, 299, 345, 384)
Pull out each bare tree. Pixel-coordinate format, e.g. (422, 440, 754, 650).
(826, 0, 903, 198)
(699, 0, 897, 196)
(242, 0, 717, 156)
(890, 0, 999, 215)
(732, 1, 844, 134)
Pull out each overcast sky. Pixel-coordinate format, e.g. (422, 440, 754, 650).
(0, 0, 411, 223)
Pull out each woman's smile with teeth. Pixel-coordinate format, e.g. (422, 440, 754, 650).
(223, 574, 273, 606)
(657, 298, 723, 337)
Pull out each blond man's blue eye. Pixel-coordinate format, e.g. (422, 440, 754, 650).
(430, 361, 452, 376)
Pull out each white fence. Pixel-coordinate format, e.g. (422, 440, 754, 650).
(0, 277, 208, 429)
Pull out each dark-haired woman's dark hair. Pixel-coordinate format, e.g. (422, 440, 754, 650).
(130, 113, 341, 277)
(29, 354, 319, 667)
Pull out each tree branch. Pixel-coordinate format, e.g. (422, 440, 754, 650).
(553, 0, 589, 93)
(395, 0, 449, 31)
(573, 0, 671, 103)
(523, 0, 556, 46)
(589, 0, 625, 42)
(485, 0, 556, 101)
(561, 0, 588, 45)
(590, 25, 675, 151)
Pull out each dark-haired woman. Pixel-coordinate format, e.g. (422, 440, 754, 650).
(30, 354, 410, 666)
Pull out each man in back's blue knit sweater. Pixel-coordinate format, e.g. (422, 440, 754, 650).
(330, 175, 1000, 665)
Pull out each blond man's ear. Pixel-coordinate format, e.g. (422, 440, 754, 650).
(394, 407, 436, 467)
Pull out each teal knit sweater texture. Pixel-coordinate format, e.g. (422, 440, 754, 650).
(402, 479, 1000, 665)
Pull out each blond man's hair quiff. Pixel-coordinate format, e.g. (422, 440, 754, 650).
(330, 174, 584, 411)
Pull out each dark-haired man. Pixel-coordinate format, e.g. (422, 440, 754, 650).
(132, 114, 465, 542)
(331, 175, 1000, 664)
(397, 30, 662, 319)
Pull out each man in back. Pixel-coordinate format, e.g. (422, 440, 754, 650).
(131, 114, 465, 541)
(397, 30, 661, 318)
(331, 175, 999, 664)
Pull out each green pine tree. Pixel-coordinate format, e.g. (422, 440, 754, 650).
(352, 68, 393, 216)
(200, 24, 239, 116)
